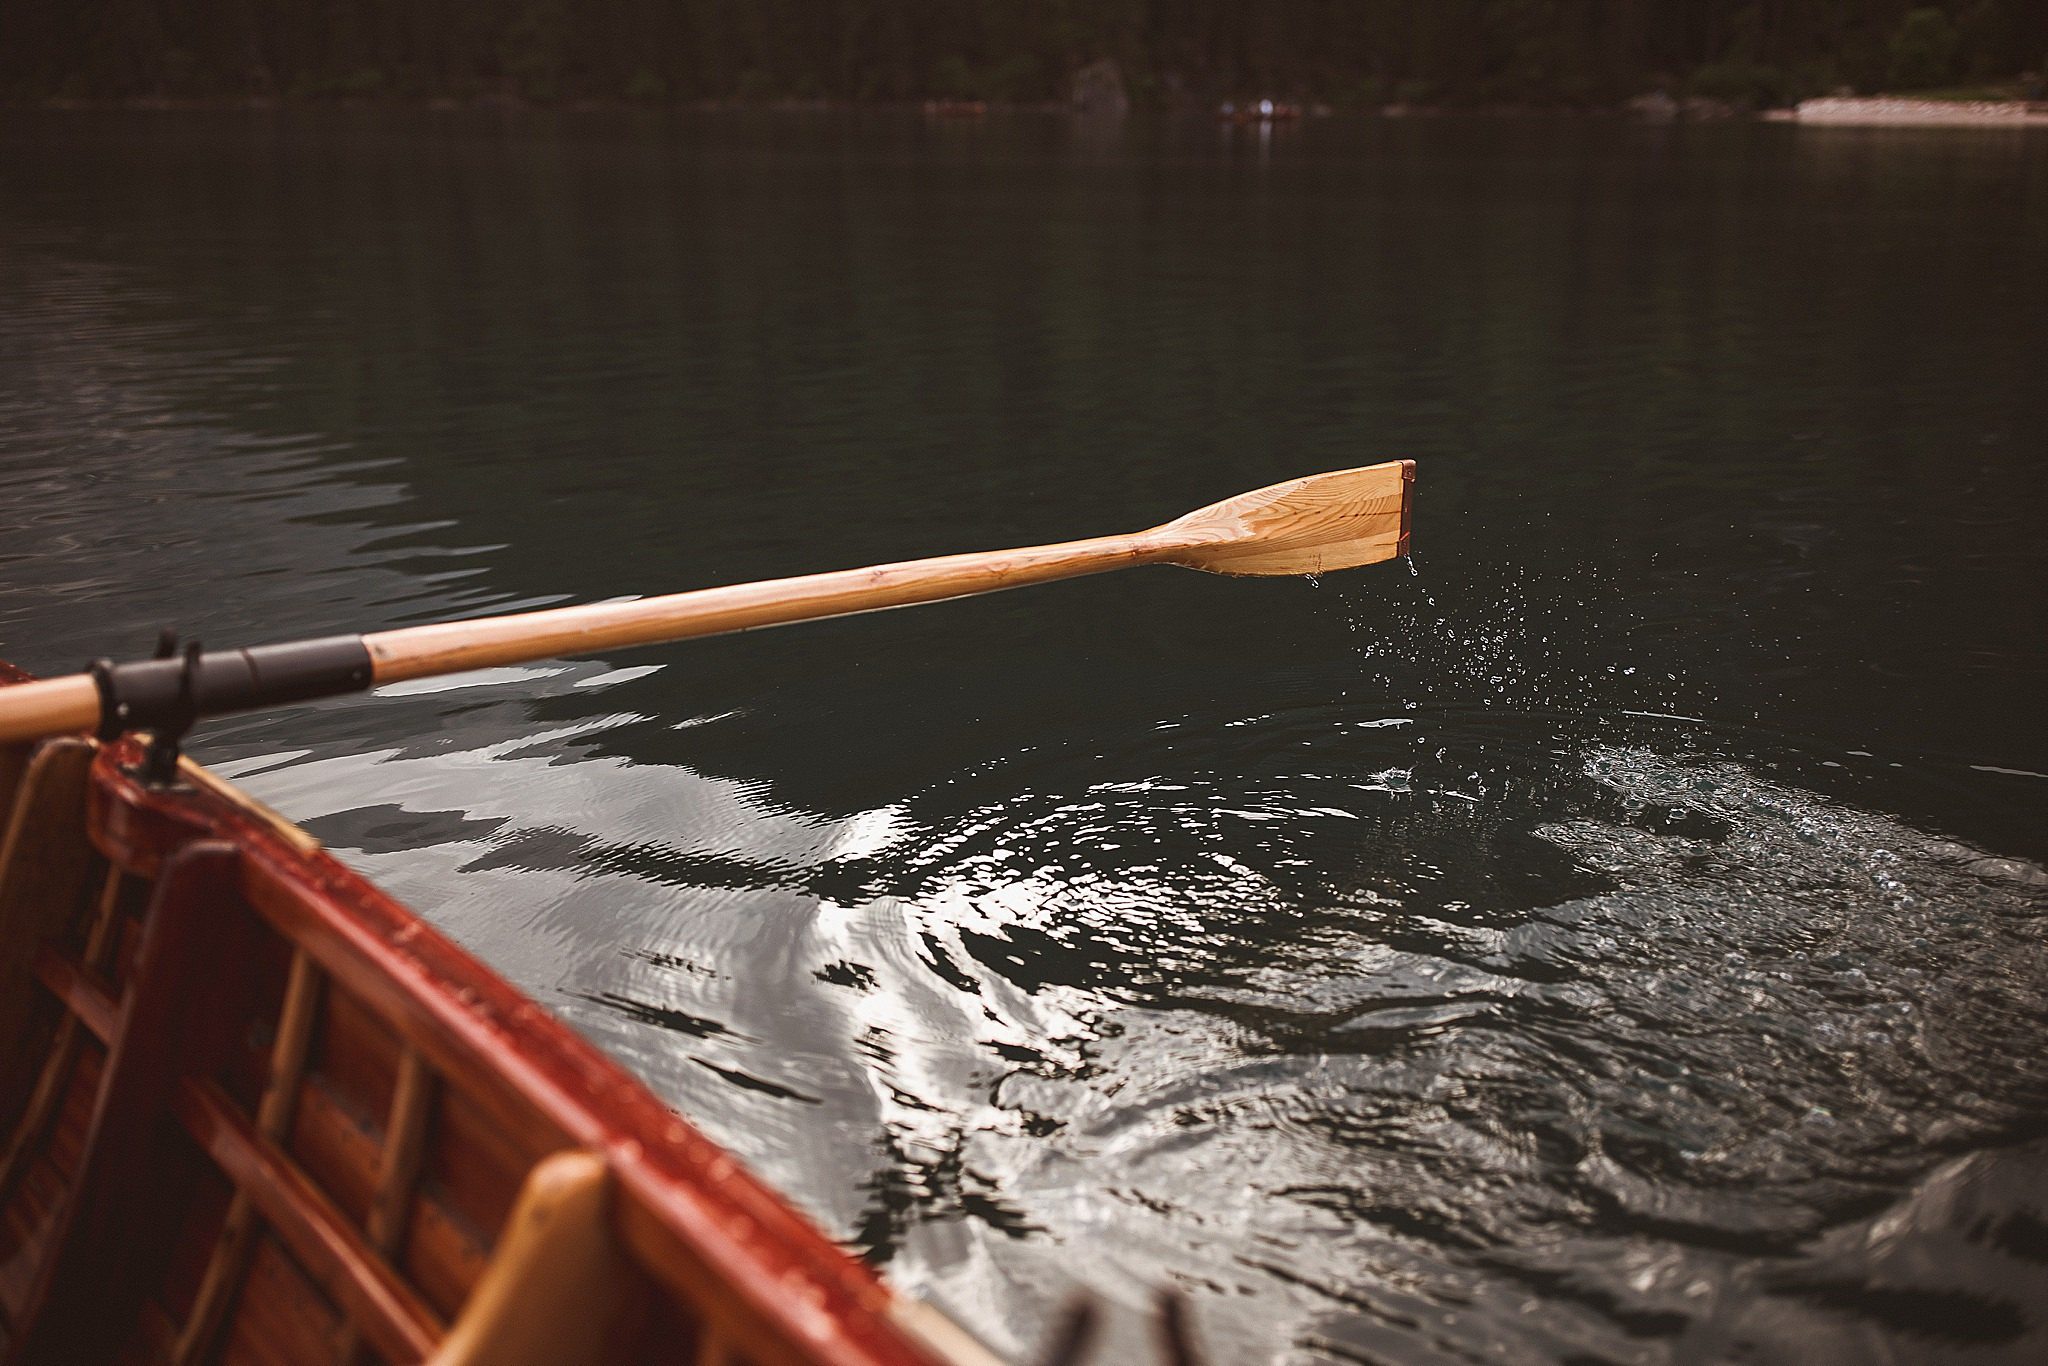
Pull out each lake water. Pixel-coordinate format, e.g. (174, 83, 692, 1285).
(2, 110, 2045, 1363)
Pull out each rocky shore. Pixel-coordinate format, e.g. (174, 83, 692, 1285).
(1771, 95, 2048, 125)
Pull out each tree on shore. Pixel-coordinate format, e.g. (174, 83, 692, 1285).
(3, 1, 2042, 107)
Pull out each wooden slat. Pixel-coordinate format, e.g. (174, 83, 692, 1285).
(613, 1188, 847, 1366)
(28, 949, 117, 1044)
(231, 886, 550, 1315)
(5, 841, 254, 1365)
(82, 867, 151, 995)
(423, 1150, 648, 1366)
(174, 952, 326, 1365)
(0, 939, 117, 1227)
(38, 1059, 98, 1183)
(0, 740, 33, 835)
(251, 862, 929, 1366)
(301, 975, 533, 1256)
(174, 1077, 443, 1364)
(215, 1233, 346, 1366)
(284, 1074, 387, 1243)
(81, 862, 133, 970)
(414, 1079, 531, 1268)
(258, 955, 323, 1138)
(367, 1048, 435, 1256)
(144, 1158, 237, 1355)
(337, 1046, 438, 1366)
(393, 1150, 496, 1326)
(276, 1071, 493, 1323)
(0, 739, 98, 1113)
(0, 1151, 66, 1322)
(0, 773, 125, 1253)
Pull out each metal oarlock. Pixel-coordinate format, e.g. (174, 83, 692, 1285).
(139, 638, 204, 787)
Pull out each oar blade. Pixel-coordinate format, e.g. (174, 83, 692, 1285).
(1162, 459, 1413, 576)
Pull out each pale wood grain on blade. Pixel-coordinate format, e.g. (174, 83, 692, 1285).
(1160, 459, 1412, 576)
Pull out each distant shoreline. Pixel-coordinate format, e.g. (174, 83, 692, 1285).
(11, 93, 2048, 127)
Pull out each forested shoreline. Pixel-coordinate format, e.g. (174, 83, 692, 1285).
(4, 1, 2044, 111)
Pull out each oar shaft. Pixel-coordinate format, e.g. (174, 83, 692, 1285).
(367, 530, 1174, 683)
(0, 530, 1182, 747)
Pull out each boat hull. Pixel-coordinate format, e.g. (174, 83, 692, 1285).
(0, 661, 986, 1366)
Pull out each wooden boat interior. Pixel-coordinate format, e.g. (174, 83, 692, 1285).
(0, 662, 993, 1366)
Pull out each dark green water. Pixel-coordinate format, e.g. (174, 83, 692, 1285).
(2, 110, 2046, 1363)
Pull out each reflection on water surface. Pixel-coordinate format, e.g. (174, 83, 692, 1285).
(2, 111, 2045, 1362)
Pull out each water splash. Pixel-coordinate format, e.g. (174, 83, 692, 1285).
(791, 707, 2048, 1362)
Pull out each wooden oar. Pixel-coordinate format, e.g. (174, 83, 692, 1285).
(0, 460, 1412, 747)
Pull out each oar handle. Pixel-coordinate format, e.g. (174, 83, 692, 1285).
(0, 675, 99, 745)
(367, 530, 1175, 682)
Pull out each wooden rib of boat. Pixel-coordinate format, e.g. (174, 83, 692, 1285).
(0, 660, 998, 1366)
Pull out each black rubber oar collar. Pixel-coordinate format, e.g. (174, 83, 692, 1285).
(87, 636, 374, 741)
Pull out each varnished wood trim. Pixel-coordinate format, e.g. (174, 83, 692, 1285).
(368, 1047, 435, 1254)
(261, 953, 324, 1137)
(887, 1300, 1007, 1366)
(80, 862, 127, 971)
(0, 863, 127, 1201)
(0, 1021, 82, 1214)
(0, 739, 99, 1102)
(0, 937, 118, 1208)
(4, 842, 248, 1365)
(425, 1150, 646, 1366)
(236, 858, 572, 1177)
(28, 949, 116, 1045)
(178, 756, 323, 857)
(337, 1047, 439, 1366)
(175, 951, 327, 1364)
(175, 1077, 443, 1365)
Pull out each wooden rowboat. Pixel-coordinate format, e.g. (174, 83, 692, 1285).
(0, 660, 996, 1366)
